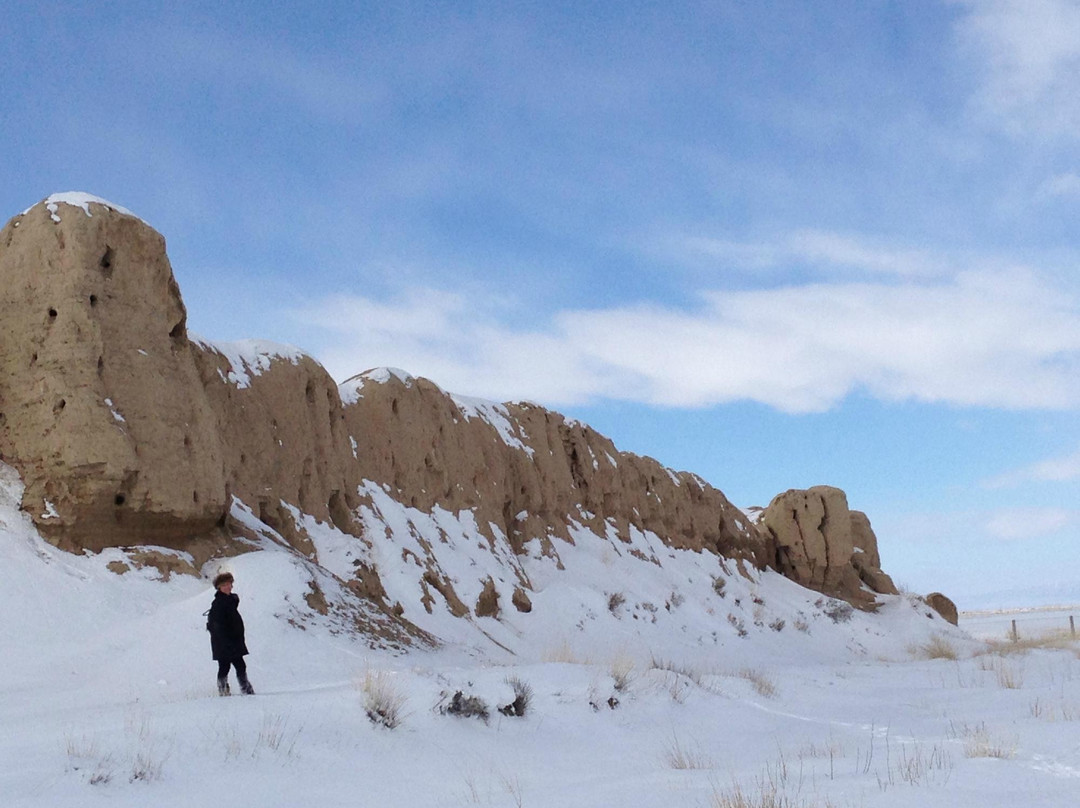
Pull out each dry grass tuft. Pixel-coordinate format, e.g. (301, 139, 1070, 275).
(950, 721, 1016, 759)
(911, 634, 959, 661)
(736, 668, 778, 699)
(359, 669, 407, 729)
(664, 734, 714, 769)
(650, 656, 705, 687)
(542, 640, 586, 664)
(610, 655, 636, 692)
(1030, 697, 1080, 722)
(993, 660, 1025, 689)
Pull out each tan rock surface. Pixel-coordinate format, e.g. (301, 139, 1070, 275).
(760, 486, 896, 606)
(341, 370, 764, 570)
(0, 196, 227, 551)
(925, 592, 958, 625)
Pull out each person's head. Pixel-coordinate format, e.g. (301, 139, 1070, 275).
(213, 572, 234, 593)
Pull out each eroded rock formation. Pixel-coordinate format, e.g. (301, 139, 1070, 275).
(0, 194, 907, 619)
(925, 592, 958, 625)
(759, 486, 897, 607)
(0, 195, 227, 553)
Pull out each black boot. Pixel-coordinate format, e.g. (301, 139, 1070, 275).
(217, 677, 231, 696)
(239, 677, 255, 695)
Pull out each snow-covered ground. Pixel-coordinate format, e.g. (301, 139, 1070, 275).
(2, 461, 1079, 807)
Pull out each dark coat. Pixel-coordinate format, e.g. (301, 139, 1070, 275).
(207, 590, 249, 661)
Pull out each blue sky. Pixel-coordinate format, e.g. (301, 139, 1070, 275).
(4, 1, 1080, 609)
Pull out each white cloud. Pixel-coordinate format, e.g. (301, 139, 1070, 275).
(983, 507, 1075, 540)
(674, 229, 949, 279)
(1038, 172, 1080, 198)
(983, 446, 1080, 488)
(295, 262, 1080, 414)
(955, 0, 1080, 136)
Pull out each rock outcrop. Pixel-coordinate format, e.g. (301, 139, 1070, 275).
(0, 194, 227, 553)
(758, 486, 897, 607)
(925, 592, 958, 625)
(342, 370, 761, 563)
(0, 194, 912, 624)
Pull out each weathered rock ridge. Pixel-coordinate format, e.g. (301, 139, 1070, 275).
(0, 195, 902, 620)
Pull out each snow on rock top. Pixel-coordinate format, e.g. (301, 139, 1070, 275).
(450, 393, 534, 456)
(21, 191, 142, 224)
(190, 335, 306, 389)
(339, 367, 416, 405)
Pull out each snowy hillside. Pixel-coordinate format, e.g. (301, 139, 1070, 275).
(4, 460, 1080, 807)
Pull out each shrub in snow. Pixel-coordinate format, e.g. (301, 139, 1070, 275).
(129, 749, 166, 784)
(816, 598, 854, 624)
(607, 591, 626, 614)
(711, 576, 727, 598)
(911, 634, 958, 660)
(727, 613, 748, 638)
(950, 721, 1016, 760)
(498, 676, 532, 718)
(360, 670, 407, 729)
(768, 618, 785, 633)
(442, 690, 490, 723)
(736, 668, 777, 699)
(610, 657, 635, 692)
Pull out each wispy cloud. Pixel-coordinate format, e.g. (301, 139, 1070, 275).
(983, 506, 1075, 540)
(295, 258, 1080, 413)
(674, 229, 953, 279)
(1038, 172, 1080, 198)
(955, 0, 1080, 137)
(983, 446, 1080, 488)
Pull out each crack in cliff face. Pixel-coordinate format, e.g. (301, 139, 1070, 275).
(818, 492, 831, 588)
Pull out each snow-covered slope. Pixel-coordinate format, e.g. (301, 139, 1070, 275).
(5, 460, 1080, 807)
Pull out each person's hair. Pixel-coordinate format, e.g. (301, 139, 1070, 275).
(213, 572, 235, 589)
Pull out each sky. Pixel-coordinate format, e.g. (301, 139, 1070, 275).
(3, 0, 1080, 609)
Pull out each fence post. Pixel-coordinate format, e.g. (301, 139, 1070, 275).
(1010, 619, 1018, 642)
(1071, 615, 1076, 638)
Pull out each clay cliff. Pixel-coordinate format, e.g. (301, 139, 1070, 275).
(0, 194, 902, 627)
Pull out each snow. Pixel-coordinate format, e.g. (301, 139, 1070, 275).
(2, 459, 1080, 807)
(104, 398, 126, 423)
(339, 367, 416, 405)
(21, 192, 141, 224)
(189, 335, 306, 390)
(450, 394, 535, 457)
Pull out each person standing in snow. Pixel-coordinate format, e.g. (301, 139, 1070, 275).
(207, 572, 254, 696)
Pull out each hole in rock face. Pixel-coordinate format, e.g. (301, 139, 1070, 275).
(193, 491, 200, 503)
(89, 295, 97, 307)
(53, 399, 66, 413)
(99, 246, 114, 273)
(97, 356, 104, 375)
(169, 321, 184, 339)
(391, 399, 399, 415)
(48, 308, 57, 319)
(305, 381, 315, 405)
(30, 352, 38, 366)
(114, 493, 126, 506)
